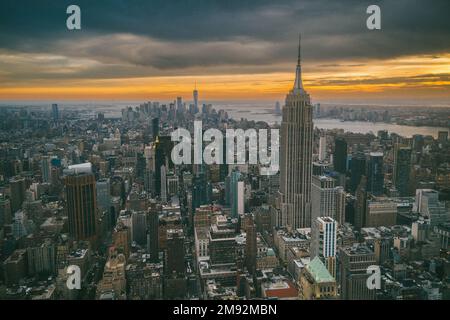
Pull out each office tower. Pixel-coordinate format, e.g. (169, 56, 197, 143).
(153, 135, 173, 198)
(153, 137, 164, 197)
(148, 200, 160, 262)
(333, 137, 347, 174)
(52, 103, 59, 122)
(0, 194, 12, 226)
(339, 245, 376, 300)
(350, 152, 366, 192)
(230, 170, 244, 218)
(299, 256, 337, 300)
(245, 214, 257, 274)
(3, 249, 27, 286)
(367, 152, 384, 196)
(152, 117, 159, 140)
(374, 238, 391, 265)
(415, 189, 450, 227)
(365, 197, 397, 227)
(64, 168, 98, 242)
(275, 101, 281, 115)
(96, 178, 111, 213)
(126, 262, 163, 300)
(393, 144, 412, 197)
(279, 35, 313, 229)
(192, 171, 212, 213)
(165, 229, 185, 276)
(26, 241, 56, 276)
(412, 134, 424, 152)
(335, 187, 346, 225)
(354, 175, 368, 230)
(411, 220, 430, 242)
(12, 210, 28, 238)
(318, 134, 327, 161)
(254, 205, 273, 233)
(176, 96, 183, 112)
(136, 151, 146, 179)
(437, 130, 448, 144)
(144, 168, 154, 194)
(9, 176, 26, 213)
(131, 211, 147, 246)
(96, 248, 127, 300)
(193, 84, 199, 113)
(208, 223, 236, 265)
(112, 223, 130, 259)
(311, 175, 344, 224)
(160, 165, 167, 203)
(41, 156, 51, 183)
(312, 162, 331, 176)
(219, 135, 229, 181)
(311, 217, 337, 277)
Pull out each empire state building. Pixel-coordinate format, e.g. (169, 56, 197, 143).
(278, 35, 313, 229)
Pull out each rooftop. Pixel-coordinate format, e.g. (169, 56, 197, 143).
(305, 256, 335, 283)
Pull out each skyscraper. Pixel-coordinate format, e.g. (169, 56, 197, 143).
(96, 178, 111, 213)
(192, 171, 212, 213)
(64, 166, 98, 243)
(245, 214, 257, 274)
(9, 176, 26, 214)
(41, 156, 51, 183)
(367, 152, 384, 196)
(160, 164, 167, 203)
(333, 137, 347, 174)
(131, 211, 147, 246)
(279, 34, 313, 229)
(165, 229, 185, 276)
(318, 133, 327, 162)
(415, 189, 450, 227)
(393, 144, 411, 197)
(193, 84, 199, 113)
(230, 170, 244, 218)
(350, 152, 366, 193)
(311, 175, 344, 224)
(339, 244, 376, 300)
(152, 117, 160, 140)
(52, 103, 59, 122)
(148, 200, 160, 262)
(354, 175, 368, 230)
(311, 216, 337, 278)
(0, 194, 12, 226)
(437, 130, 448, 144)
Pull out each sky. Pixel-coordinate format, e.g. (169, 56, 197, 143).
(0, 0, 449, 104)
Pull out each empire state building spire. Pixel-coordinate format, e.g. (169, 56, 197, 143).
(293, 34, 304, 93)
(278, 34, 313, 229)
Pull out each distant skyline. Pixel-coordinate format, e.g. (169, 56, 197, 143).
(0, 0, 449, 103)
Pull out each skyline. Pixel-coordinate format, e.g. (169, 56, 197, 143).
(0, 1, 450, 103)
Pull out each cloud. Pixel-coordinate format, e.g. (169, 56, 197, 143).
(0, 0, 449, 99)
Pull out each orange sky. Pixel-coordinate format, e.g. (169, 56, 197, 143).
(1, 53, 449, 103)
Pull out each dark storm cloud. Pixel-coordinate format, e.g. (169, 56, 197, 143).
(0, 0, 449, 76)
(310, 73, 450, 87)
